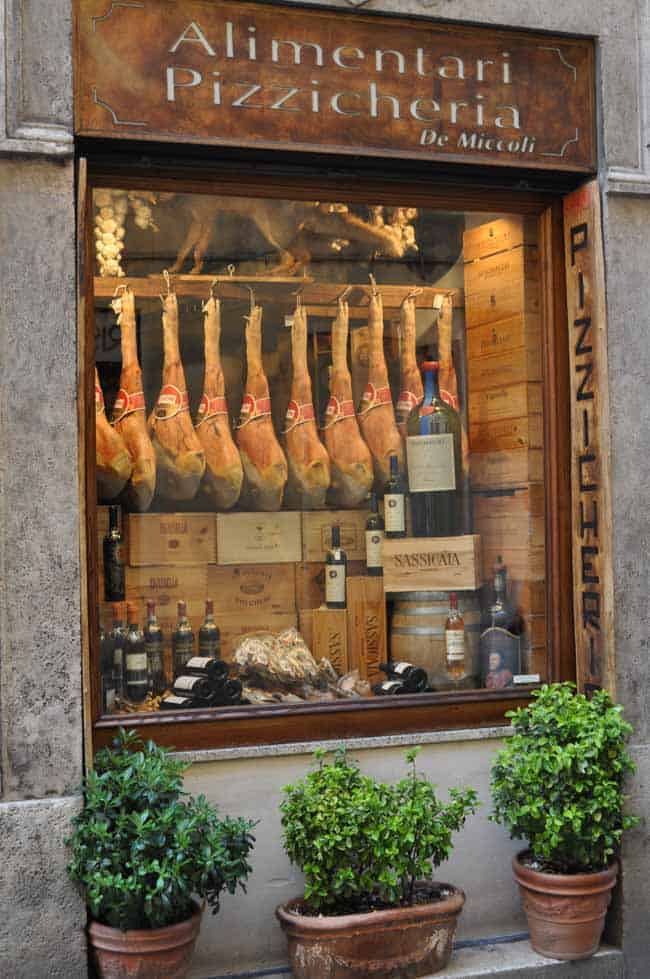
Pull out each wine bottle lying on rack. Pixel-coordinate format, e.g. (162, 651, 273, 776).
(183, 656, 230, 683)
(160, 694, 196, 711)
(373, 678, 408, 696)
(380, 661, 429, 693)
(172, 674, 212, 702)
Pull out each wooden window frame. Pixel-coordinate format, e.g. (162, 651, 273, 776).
(80, 153, 575, 754)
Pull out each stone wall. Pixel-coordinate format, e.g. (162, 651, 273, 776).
(0, 1, 648, 977)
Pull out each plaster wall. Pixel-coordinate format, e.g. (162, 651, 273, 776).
(0, 1, 648, 978)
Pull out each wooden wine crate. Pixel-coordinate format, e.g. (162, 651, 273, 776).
(468, 382, 542, 427)
(469, 414, 543, 454)
(481, 544, 546, 583)
(473, 485, 545, 519)
(463, 216, 537, 263)
(466, 312, 541, 360)
(126, 564, 208, 606)
(510, 579, 547, 618)
(301, 509, 370, 563)
(464, 248, 540, 328)
(208, 564, 296, 614)
(467, 344, 542, 393)
(311, 608, 349, 675)
(470, 448, 544, 489)
(296, 561, 365, 610)
(216, 511, 302, 565)
(472, 490, 545, 553)
(382, 535, 482, 593)
(128, 513, 216, 567)
(299, 608, 315, 650)
(525, 614, 548, 650)
(218, 611, 298, 661)
(346, 576, 386, 684)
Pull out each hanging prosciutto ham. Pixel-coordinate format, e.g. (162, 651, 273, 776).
(110, 286, 156, 511)
(236, 303, 288, 511)
(322, 293, 373, 508)
(148, 276, 205, 501)
(395, 291, 424, 437)
(357, 278, 404, 485)
(283, 298, 330, 508)
(195, 293, 243, 510)
(95, 368, 132, 501)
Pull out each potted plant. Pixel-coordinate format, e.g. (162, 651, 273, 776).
(276, 747, 478, 978)
(490, 682, 638, 961)
(67, 729, 255, 979)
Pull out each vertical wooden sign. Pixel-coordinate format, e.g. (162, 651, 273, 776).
(563, 181, 615, 695)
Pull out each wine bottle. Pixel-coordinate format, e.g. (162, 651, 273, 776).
(383, 454, 407, 539)
(109, 602, 127, 702)
(172, 601, 195, 677)
(373, 679, 408, 696)
(99, 621, 117, 713)
(172, 674, 212, 702)
(380, 661, 428, 692)
(365, 491, 385, 576)
(406, 361, 462, 537)
(125, 602, 149, 703)
(445, 592, 466, 680)
(103, 505, 125, 602)
(184, 656, 229, 683)
(210, 677, 244, 707)
(144, 600, 166, 695)
(325, 525, 347, 609)
(479, 556, 524, 688)
(199, 599, 221, 658)
(160, 693, 196, 710)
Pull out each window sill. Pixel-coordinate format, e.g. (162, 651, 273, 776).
(92, 687, 534, 752)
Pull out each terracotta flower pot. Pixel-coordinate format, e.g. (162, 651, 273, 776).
(276, 884, 464, 979)
(513, 851, 618, 961)
(87, 901, 203, 979)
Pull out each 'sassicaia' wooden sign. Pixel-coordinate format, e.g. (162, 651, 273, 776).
(563, 182, 614, 695)
(75, 0, 596, 171)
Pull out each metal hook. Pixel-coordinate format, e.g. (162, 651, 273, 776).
(368, 273, 379, 298)
(162, 269, 173, 296)
(226, 264, 236, 278)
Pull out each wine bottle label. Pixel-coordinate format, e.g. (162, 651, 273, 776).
(174, 676, 201, 692)
(384, 494, 406, 533)
(445, 630, 466, 661)
(186, 657, 212, 670)
(126, 653, 147, 670)
(365, 530, 384, 569)
(113, 646, 123, 668)
(392, 662, 411, 676)
(103, 680, 116, 712)
(326, 565, 346, 604)
(406, 433, 456, 492)
(163, 695, 191, 707)
(380, 681, 403, 694)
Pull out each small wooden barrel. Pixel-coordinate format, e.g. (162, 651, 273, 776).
(390, 591, 481, 689)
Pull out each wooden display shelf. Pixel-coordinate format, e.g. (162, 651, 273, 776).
(93, 274, 462, 316)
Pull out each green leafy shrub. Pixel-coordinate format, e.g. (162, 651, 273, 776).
(280, 747, 478, 915)
(491, 683, 638, 873)
(66, 729, 255, 930)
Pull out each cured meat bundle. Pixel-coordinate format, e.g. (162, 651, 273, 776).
(236, 303, 288, 510)
(195, 294, 243, 510)
(283, 299, 330, 508)
(95, 368, 132, 501)
(357, 279, 404, 485)
(395, 291, 424, 437)
(148, 279, 206, 501)
(322, 293, 373, 508)
(437, 295, 459, 411)
(110, 287, 156, 511)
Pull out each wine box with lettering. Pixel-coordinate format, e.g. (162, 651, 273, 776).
(217, 611, 298, 660)
(208, 564, 296, 614)
(462, 216, 538, 263)
(301, 509, 370, 564)
(464, 247, 540, 328)
(382, 535, 482, 593)
(128, 513, 216, 566)
(346, 576, 386, 684)
(310, 608, 349, 676)
(216, 512, 302, 565)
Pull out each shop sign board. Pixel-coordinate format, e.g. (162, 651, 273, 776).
(563, 181, 614, 695)
(75, 0, 596, 171)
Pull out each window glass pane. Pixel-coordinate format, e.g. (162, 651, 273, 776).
(93, 188, 545, 716)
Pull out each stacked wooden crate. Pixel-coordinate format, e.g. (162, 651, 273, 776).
(463, 217, 547, 677)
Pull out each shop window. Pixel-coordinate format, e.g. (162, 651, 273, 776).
(86, 170, 572, 750)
